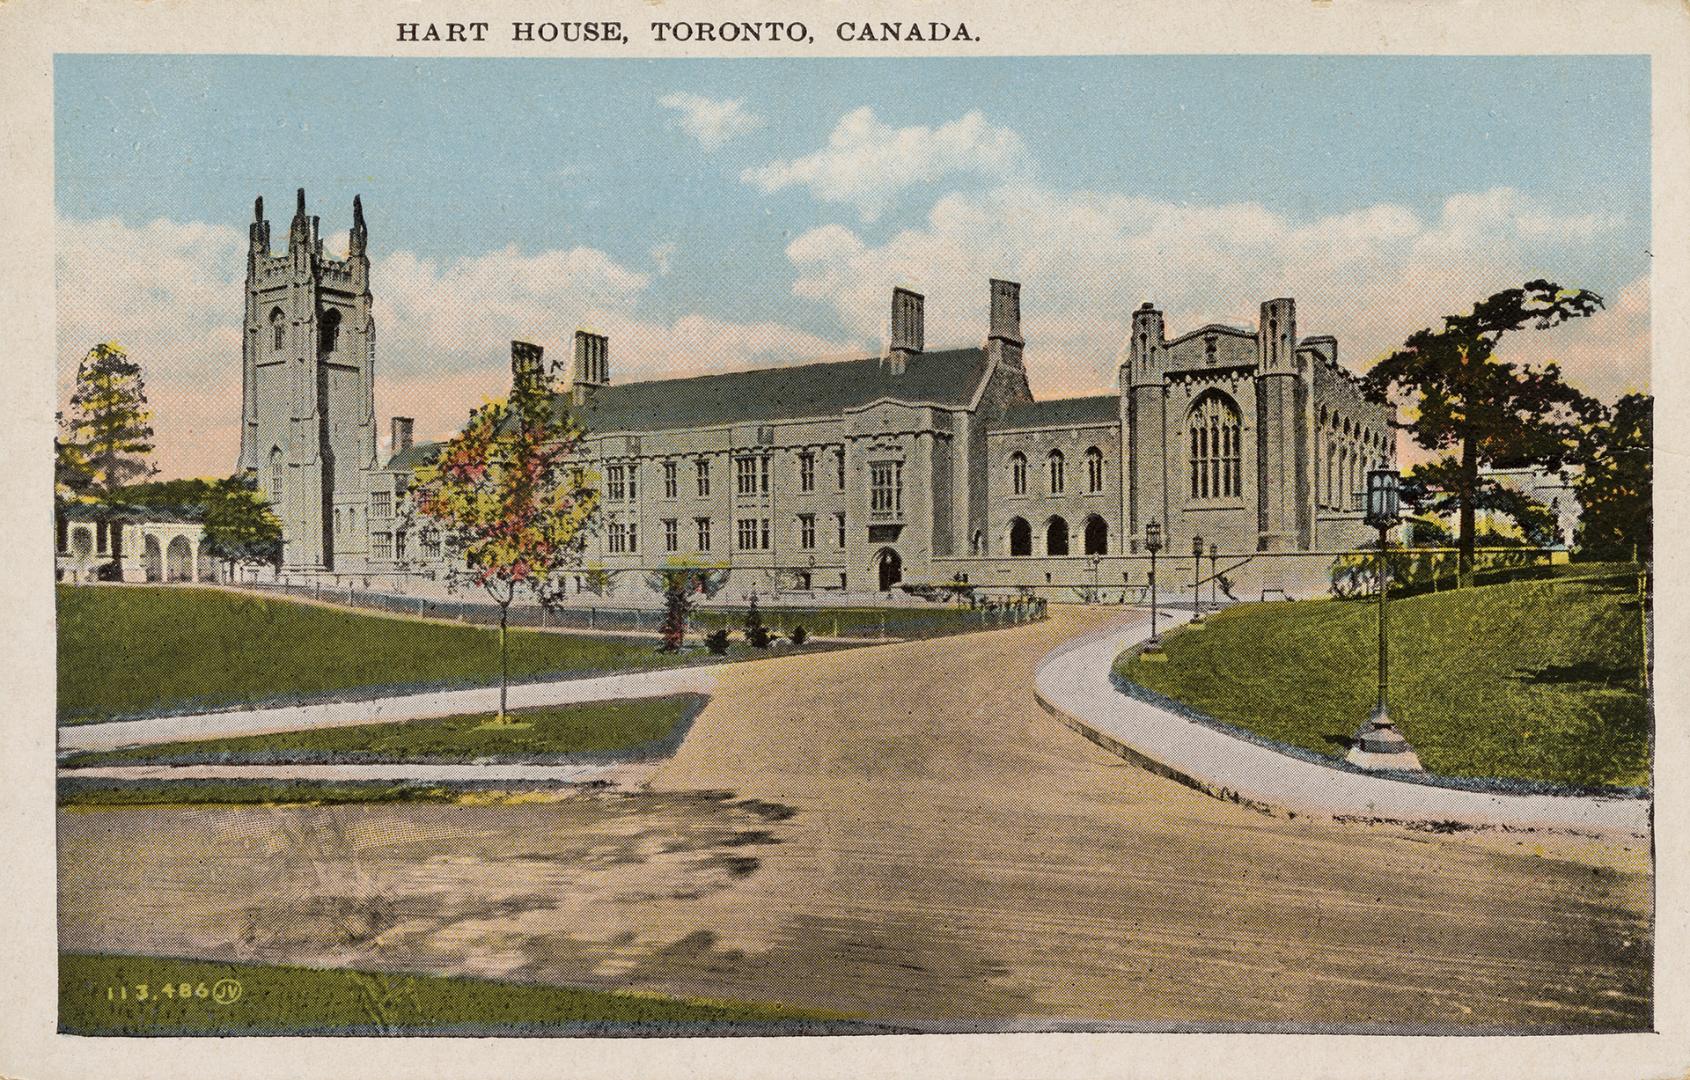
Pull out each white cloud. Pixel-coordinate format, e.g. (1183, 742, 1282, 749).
(743, 107, 1027, 221)
(56, 216, 862, 478)
(658, 92, 764, 151)
(650, 241, 677, 276)
(783, 184, 1645, 406)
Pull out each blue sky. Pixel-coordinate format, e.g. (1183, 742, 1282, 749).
(55, 54, 1651, 477)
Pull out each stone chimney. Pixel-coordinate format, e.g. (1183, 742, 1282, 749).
(572, 330, 609, 406)
(511, 340, 545, 396)
(390, 417, 414, 457)
(886, 287, 924, 374)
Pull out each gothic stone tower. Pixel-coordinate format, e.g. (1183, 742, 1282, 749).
(237, 190, 377, 572)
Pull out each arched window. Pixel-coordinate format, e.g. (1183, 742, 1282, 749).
(1010, 452, 1027, 496)
(267, 447, 284, 505)
(1326, 443, 1338, 508)
(269, 308, 285, 352)
(1085, 447, 1104, 493)
(1047, 450, 1065, 495)
(971, 530, 984, 556)
(319, 307, 342, 355)
(1008, 517, 1032, 556)
(1187, 391, 1241, 500)
(1046, 516, 1069, 556)
(1084, 515, 1108, 555)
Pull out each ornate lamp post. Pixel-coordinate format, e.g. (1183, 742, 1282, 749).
(1346, 469, 1423, 772)
(1189, 534, 1206, 625)
(1208, 542, 1219, 613)
(1144, 519, 1163, 653)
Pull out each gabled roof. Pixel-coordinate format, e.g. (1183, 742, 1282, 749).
(564, 347, 993, 434)
(388, 441, 442, 471)
(1165, 323, 1256, 347)
(995, 394, 1120, 431)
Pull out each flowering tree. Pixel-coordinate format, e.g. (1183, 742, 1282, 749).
(408, 374, 598, 722)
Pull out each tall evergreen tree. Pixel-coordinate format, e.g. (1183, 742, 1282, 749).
(1575, 392, 1652, 561)
(1363, 280, 1604, 584)
(62, 342, 158, 497)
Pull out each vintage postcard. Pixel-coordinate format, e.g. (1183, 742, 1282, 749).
(3, 0, 1688, 1077)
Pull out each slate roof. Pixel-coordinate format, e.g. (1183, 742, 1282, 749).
(565, 347, 993, 434)
(387, 441, 442, 471)
(995, 395, 1121, 431)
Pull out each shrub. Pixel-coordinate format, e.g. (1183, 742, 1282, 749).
(788, 625, 809, 646)
(703, 628, 731, 655)
(743, 597, 772, 648)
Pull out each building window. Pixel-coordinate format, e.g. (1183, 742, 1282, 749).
(836, 447, 847, 490)
(663, 461, 678, 499)
(1048, 450, 1066, 495)
(608, 519, 638, 554)
(870, 461, 902, 517)
(736, 456, 757, 496)
(270, 308, 285, 352)
(1188, 391, 1242, 500)
(421, 529, 441, 558)
(835, 512, 846, 548)
(373, 532, 392, 559)
(370, 491, 392, 520)
(607, 464, 627, 501)
(695, 517, 712, 551)
(663, 518, 678, 552)
(737, 518, 759, 551)
(1086, 447, 1104, 494)
(394, 529, 407, 560)
(268, 448, 284, 504)
(799, 513, 816, 550)
(1047, 516, 1070, 556)
(799, 451, 815, 493)
(1008, 516, 1032, 556)
(1010, 452, 1027, 496)
(695, 459, 711, 498)
(319, 307, 341, 355)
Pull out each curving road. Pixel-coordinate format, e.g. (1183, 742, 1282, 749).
(58, 606, 1651, 1031)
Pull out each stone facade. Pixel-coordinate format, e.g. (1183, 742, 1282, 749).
(242, 193, 1395, 598)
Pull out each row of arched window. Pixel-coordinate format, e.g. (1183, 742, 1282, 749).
(1318, 408, 1391, 510)
(1004, 514, 1109, 557)
(267, 306, 343, 355)
(1008, 447, 1107, 497)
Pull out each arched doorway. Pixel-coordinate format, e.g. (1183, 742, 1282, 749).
(143, 534, 163, 582)
(1046, 516, 1069, 556)
(166, 535, 193, 582)
(876, 548, 902, 592)
(1008, 517, 1031, 556)
(1084, 515, 1108, 555)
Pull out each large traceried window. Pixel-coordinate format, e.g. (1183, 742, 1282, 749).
(1047, 451, 1065, 495)
(267, 448, 284, 504)
(869, 461, 903, 517)
(1010, 452, 1027, 496)
(1187, 391, 1242, 500)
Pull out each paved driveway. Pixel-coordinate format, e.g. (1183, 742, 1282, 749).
(58, 606, 1651, 1030)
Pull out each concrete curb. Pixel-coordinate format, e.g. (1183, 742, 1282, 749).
(1033, 611, 1651, 839)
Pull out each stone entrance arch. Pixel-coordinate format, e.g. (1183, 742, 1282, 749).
(875, 548, 903, 592)
(1008, 517, 1032, 556)
(1046, 516, 1070, 556)
(142, 534, 163, 582)
(1084, 515, 1108, 555)
(166, 535, 194, 582)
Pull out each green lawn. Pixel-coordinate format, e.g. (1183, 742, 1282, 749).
(1116, 566, 1650, 790)
(58, 779, 467, 808)
(57, 587, 768, 723)
(63, 694, 705, 767)
(60, 953, 859, 1035)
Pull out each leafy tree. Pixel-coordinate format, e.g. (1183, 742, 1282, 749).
(742, 595, 772, 649)
(1364, 280, 1603, 584)
(201, 475, 283, 576)
(408, 373, 598, 721)
(646, 564, 730, 651)
(62, 343, 158, 498)
(1575, 392, 1652, 561)
(107, 476, 217, 511)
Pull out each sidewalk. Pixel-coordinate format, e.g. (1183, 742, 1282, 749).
(1033, 611, 1651, 839)
(58, 665, 722, 753)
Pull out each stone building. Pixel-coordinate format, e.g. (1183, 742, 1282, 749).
(240, 191, 1395, 599)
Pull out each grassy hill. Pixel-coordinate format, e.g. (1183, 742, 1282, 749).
(56, 586, 719, 723)
(1115, 565, 1649, 790)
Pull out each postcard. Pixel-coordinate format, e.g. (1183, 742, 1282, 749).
(2, 1, 1687, 1077)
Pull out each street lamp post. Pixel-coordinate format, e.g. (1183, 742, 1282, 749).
(1208, 542, 1219, 613)
(1189, 535, 1206, 625)
(1144, 519, 1163, 653)
(1346, 469, 1424, 772)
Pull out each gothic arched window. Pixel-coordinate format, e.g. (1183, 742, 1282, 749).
(1047, 450, 1065, 495)
(267, 447, 284, 505)
(1085, 447, 1104, 493)
(319, 307, 342, 356)
(269, 308, 285, 352)
(1187, 391, 1242, 500)
(1010, 452, 1027, 496)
